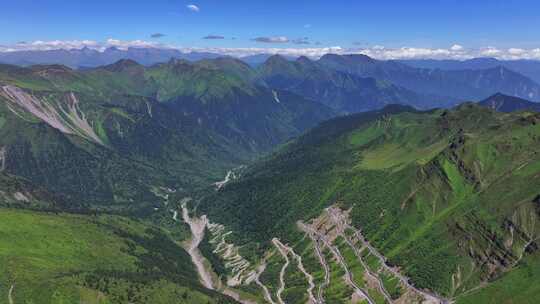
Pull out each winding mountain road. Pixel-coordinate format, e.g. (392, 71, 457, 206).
(273, 238, 291, 304)
(326, 207, 449, 304)
(254, 263, 277, 304)
(273, 238, 318, 303)
(299, 223, 375, 304)
(302, 229, 330, 304)
(326, 208, 394, 303)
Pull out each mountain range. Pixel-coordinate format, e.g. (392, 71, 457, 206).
(0, 58, 334, 211)
(3, 48, 540, 107)
(2, 52, 540, 304)
(318, 54, 540, 102)
(0, 47, 224, 68)
(400, 57, 540, 84)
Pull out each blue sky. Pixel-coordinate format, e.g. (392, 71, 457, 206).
(1, 0, 539, 59)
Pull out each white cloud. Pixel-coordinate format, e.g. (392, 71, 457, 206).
(480, 47, 502, 57)
(187, 4, 200, 12)
(181, 46, 344, 58)
(450, 44, 464, 51)
(1, 40, 540, 61)
(508, 48, 525, 55)
(105, 38, 165, 50)
(0, 39, 168, 52)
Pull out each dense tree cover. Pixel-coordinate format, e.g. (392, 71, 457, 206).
(199, 104, 540, 298)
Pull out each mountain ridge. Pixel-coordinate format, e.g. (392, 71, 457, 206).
(478, 92, 540, 112)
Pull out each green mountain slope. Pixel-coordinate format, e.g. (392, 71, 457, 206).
(318, 54, 540, 102)
(0, 208, 238, 304)
(0, 59, 334, 211)
(258, 55, 433, 113)
(198, 104, 540, 301)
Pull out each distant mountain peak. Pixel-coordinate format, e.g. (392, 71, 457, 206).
(30, 64, 73, 73)
(296, 56, 312, 63)
(167, 57, 191, 66)
(264, 54, 290, 65)
(104, 59, 142, 72)
(319, 53, 375, 64)
(479, 92, 540, 112)
(104, 46, 121, 52)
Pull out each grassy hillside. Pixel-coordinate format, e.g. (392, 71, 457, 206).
(0, 208, 237, 304)
(199, 104, 540, 300)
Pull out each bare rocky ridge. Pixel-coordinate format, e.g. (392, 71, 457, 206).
(0, 85, 103, 145)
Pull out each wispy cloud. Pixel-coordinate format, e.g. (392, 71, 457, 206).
(291, 37, 310, 45)
(253, 36, 289, 43)
(150, 33, 166, 39)
(186, 4, 200, 12)
(203, 35, 225, 40)
(304, 24, 312, 29)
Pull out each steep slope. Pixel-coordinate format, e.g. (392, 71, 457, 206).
(479, 93, 540, 112)
(258, 55, 431, 113)
(318, 54, 540, 102)
(0, 59, 334, 210)
(197, 104, 540, 302)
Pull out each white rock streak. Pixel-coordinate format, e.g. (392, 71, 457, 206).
(8, 284, 14, 304)
(0, 86, 103, 145)
(180, 201, 214, 290)
(1, 85, 74, 133)
(214, 170, 235, 190)
(61, 92, 103, 144)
